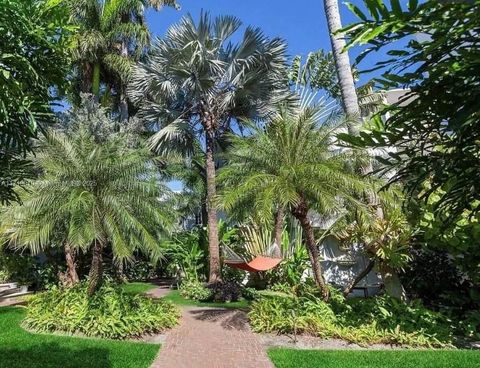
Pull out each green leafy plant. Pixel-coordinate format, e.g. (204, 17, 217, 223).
(179, 280, 212, 301)
(249, 285, 454, 347)
(23, 282, 180, 339)
(167, 231, 206, 281)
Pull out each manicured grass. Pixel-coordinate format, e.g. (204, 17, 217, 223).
(268, 349, 480, 368)
(0, 307, 160, 368)
(163, 290, 251, 309)
(120, 281, 157, 295)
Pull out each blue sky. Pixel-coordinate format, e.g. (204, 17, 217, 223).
(146, 0, 381, 85)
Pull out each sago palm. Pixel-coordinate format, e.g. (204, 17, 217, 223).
(128, 12, 287, 282)
(0, 124, 175, 296)
(218, 92, 366, 300)
(69, 0, 178, 119)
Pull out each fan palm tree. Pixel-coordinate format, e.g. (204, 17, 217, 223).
(0, 123, 175, 296)
(69, 0, 178, 119)
(218, 92, 366, 300)
(128, 12, 287, 282)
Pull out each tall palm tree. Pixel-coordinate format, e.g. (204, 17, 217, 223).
(69, 0, 178, 119)
(323, 0, 361, 130)
(0, 122, 175, 296)
(128, 12, 287, 282)
(218, 92, 366, 300)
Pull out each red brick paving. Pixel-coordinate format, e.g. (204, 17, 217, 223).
(151, 304, 274, 368)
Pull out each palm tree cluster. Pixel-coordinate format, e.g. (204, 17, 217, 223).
(1, 112, 174, 295)
(69, 0, 179, 120)
(128, 12, 288, 282)
(1, 6, 405, 301)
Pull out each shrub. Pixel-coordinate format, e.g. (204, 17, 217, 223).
(249, 285, 455, 347)
(23, 282, 180, 339)
(179, 279, 212, 301)
(207, 281, 242, 303)
(242, 287, 260, 301)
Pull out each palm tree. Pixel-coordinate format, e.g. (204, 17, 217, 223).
(0, 121, 175, 296)
(69, 0, 178, 119)
(218, 93, 366, 300)
(128, 12, 287, 282)
(323, 0, 361, 130)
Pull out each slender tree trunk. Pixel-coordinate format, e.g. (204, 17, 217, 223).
(81, 62, 93, 95)
(273, 206, 284, 258)
(205, 120, 221, 283)
(87, 239, 104, 296)
(119, 41, 129, 122)
(92, 63, 101, 101)
(291, 198, 329, 300)
(323, 0, 360, 131)
(343, 259, 375, 297)
(64, 243, 79, 286)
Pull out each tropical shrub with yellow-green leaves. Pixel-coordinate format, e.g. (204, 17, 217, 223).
(23, 282, 180, 339)
(249, 285, 455, 348)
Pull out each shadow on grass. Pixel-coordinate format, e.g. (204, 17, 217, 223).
(0, 342, 111, 368)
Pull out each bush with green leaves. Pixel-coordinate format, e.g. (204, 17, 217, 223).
(179, 279, 212, 301)
(23, 282, 180, 339)
(249, 285, 455, 347)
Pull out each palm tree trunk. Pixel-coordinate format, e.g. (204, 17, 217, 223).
(323, 0, 360, 132)
(87, 239, 103, 296)
(92, 63, 100, 100)
(64, 243, 79, 286)
(81, 62, 93, 94)
(291, 198, 329, 300)
(273, 207, 284, 258)
(119, 41, 129, 122)
(343, 259, 375, 297)
(205, 121, 221, 283)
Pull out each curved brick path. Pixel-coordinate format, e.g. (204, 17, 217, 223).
(149, 286, 274, 368)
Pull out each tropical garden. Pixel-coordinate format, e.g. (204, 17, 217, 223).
(1, 0, 479, 367)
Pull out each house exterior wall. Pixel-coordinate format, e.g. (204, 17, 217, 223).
(319, 235, 382, 297)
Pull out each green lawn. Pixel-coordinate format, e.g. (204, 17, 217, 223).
(0, 307, 160, 368)
(120, 281, 157, 295)
(268, 349, 480, 368)
(163, 290, 251, 309)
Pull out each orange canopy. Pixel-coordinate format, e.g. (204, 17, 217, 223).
(224, 256, 282, 272)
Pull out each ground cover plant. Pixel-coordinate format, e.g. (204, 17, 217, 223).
(0, 307, 159, 368)
(249, 285, 454, 347)
(23, 282, 180, 339)
(268, 349, 480, 368)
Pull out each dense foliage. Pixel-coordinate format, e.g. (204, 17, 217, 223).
(0, 102, 175, 294)
(341, 0, 480, 222)
(23, 282, 180, 339)
(0, 0, 72, 204)
(249, 286, 454, 347)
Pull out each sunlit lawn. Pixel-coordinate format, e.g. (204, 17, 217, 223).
(0, 307, 159, 368)
(268, 349, 480, 368)
(120, 281, 157, 295)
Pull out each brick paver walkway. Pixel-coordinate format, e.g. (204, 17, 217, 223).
(151, 298, 274, 368)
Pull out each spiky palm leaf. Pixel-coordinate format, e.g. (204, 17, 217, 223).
(128, 11, 288, 281)
(0, 123, 175, 273)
